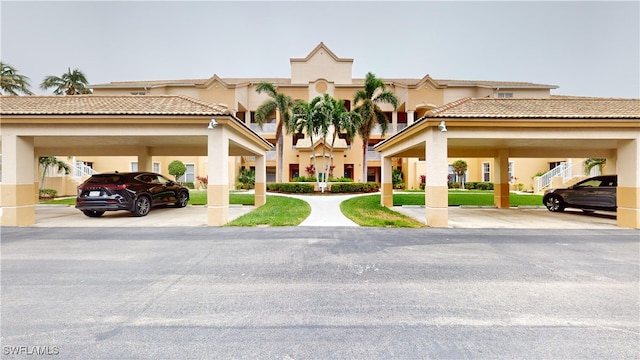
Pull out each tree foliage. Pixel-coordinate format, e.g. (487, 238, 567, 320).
(452, 160, 468, 189)
(255, 82, 295, 183)
(168, 160, 187, 181)
(38, 156, 70, 190)
(40, 68, 92, 95)
(353, 72, 399, 182)
(1, 62, 33, 95)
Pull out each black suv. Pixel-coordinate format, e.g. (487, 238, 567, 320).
(76, 172, 190, 217)
(543, 175, 617, 213)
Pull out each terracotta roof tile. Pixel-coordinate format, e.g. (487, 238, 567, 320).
(0, 95, 230, 116)
(425, 98, 640, 119)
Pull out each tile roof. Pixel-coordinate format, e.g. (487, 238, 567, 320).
(0, 95, 231, 116)
(91, 77, 556, 89)
(424, 98, 640, 119)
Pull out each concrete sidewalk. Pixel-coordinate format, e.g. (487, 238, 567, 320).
(272, 192, 371, 226)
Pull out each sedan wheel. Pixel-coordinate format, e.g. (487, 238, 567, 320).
(82, 210, 105, 217)
(132, 196, 151, 217)
(544, 195, 565, 212)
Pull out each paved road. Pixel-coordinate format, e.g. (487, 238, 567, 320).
(2, 227, 638, 359)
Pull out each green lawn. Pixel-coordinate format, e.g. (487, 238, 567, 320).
(394, 191, 543, 207)
(226, 195, 311, 226)
(340, 195, 425, 228)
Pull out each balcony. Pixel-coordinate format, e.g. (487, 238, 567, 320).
(250, 123, 277, 133)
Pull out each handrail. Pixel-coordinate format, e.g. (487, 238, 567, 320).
(536, 159, 596, 191)
(72, 162, 97, 178)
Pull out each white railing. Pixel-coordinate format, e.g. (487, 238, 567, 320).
(366, 150, 381, 161)
(72, 162, 97, 178)
(250, 123, 277, 133)
(536, 159, 599, 191)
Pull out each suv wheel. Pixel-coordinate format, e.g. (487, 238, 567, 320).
(544, 194, 566, 212)
(174, 191, 189, 208)
(132, 195, 151, 217)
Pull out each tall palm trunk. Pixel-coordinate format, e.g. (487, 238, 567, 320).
(276, 132, 284, 183)
(362, 137, 369, 182)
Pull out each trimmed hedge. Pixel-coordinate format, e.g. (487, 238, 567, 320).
(464, 182, 494, 190)
(267, 183, 314, 193)
(330, 182, 380, 193)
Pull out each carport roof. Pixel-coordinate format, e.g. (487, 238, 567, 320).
(0, 95, 231, 116)
(423, 97, 640, 119)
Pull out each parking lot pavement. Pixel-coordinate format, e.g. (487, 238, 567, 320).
(394, 206, 620, 229)
(33, 204, 254, 227)
(32, 203, 619, 229)
(1, 227, 638, 359)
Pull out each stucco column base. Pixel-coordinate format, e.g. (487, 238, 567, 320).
(617, 186, 639, 229)
(207, 184, 229, 226)
(494, 182, 510, 208)
(381, 183, 393, 207)
(0, 183, 37, 226)
(254, 182, 266, 207)
(425, 185, 448, 227)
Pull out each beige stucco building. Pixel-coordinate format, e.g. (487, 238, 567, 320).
(1, 43, 638, 228)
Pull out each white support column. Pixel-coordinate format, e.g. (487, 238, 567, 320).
(391, 111, 398, 134)
(380, 155, 393, 207)
(494, 149, 510, 208)
(207, 126, 229, 226)
(0, 134, 37, 226)
(407, 110, 415, 126)
(424, 127, 448, 227)
(254, 154, 266, 207)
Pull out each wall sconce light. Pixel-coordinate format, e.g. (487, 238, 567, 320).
(208, 119, 218, 129)
(438, 120, 447, 132)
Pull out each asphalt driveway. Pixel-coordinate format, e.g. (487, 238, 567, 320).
(32, 203, 619, 229)
(1, 227, 638, 359)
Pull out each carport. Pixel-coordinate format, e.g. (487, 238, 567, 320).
(375, 98, 640, 229)
(0, 95, 273, 226)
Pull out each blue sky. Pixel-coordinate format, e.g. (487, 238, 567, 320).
(2, 1, 638, 98)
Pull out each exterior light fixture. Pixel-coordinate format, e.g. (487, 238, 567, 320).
(438, 120, 447, 132)
(208, 119, 218, 129)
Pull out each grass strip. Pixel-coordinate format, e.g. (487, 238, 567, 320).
(393, 192, 543, 206)
(226, 195, 310, 226)
(340, 194, 424, 228)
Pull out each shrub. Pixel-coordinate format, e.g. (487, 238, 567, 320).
(328, 177, 353, 182)
(237, 169, 255, 189)
(168, 160, 186, 181)
(331, 182, 379, 193)
(184, 182, 195, 189)
(267, 183, 314, 193)
(292, 176, 315, 182)
(476, 182, 494, 190)
(465, 182, 477, 190)
(39, 188, 57, 198)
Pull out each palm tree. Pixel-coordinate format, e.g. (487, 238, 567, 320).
(353, 72, 399, 182)
(321, 94, 361, 184)
(292, 96, 327, 187)
(255, 82, 295, 183)
(585, 158, 606, 176)
(38, 156, 71, 190)
(1, 62, 34, 95)
(40, 68, 92, 95)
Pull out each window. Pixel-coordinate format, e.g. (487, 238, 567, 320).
(130, 162, 138, 172)
(497, 92, 513, 98)
(508, 161, 514, 183)
(178, 164, 195, 183)
(483, 162, 491, 182)
(130, 92, 146, 95)
(153, 162, 161, 174)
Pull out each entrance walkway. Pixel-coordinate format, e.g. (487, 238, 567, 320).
(272, 193, 371, 227)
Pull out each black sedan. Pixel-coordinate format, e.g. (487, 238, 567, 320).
(75, 172, 190, 217)
(543, 175, 617, 213)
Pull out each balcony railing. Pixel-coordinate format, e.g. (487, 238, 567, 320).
(366, 151, 381, 161)
(250, 123, 277, 133)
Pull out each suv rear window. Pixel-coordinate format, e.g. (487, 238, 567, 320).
(86, 175, 123, 184)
